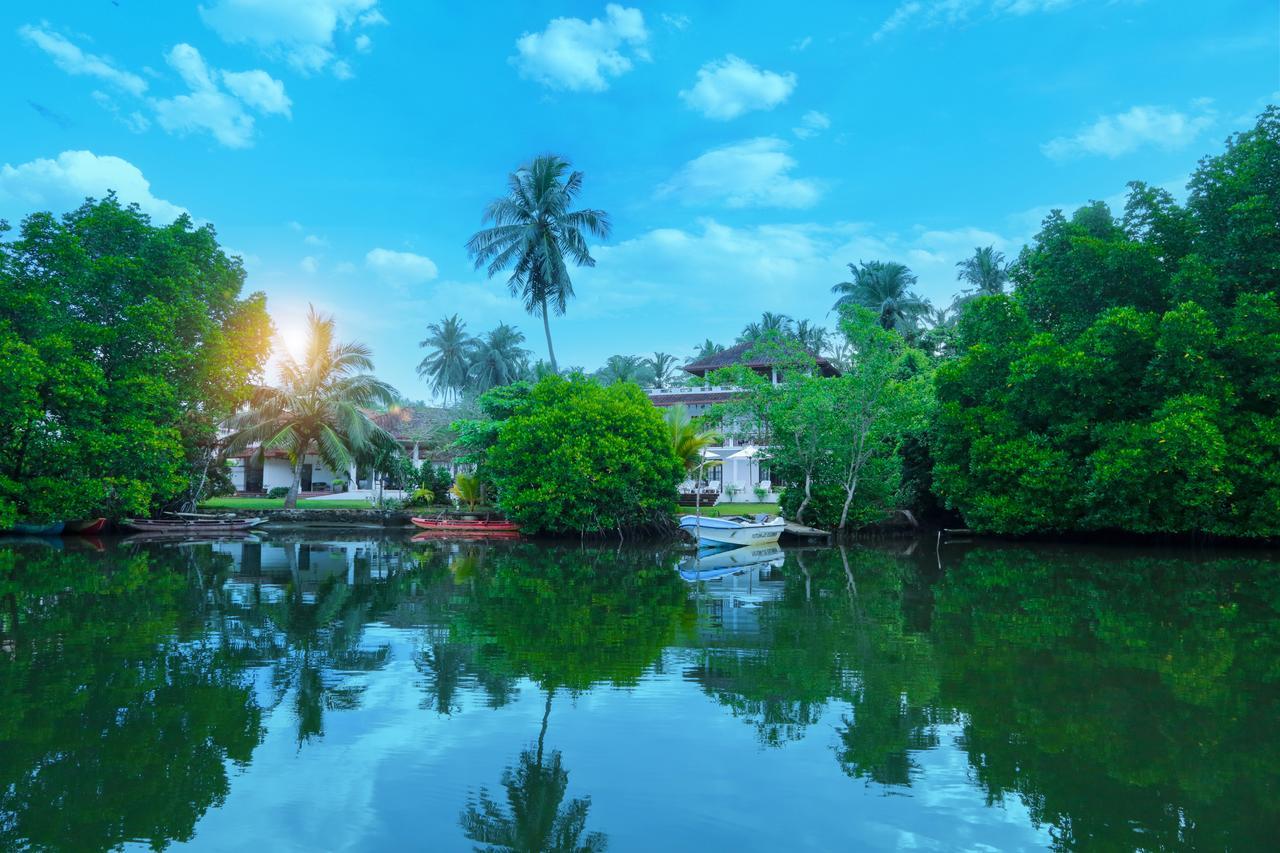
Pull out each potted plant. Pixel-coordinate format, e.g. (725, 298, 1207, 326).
(450, 473, 484, 519)
(332, 478, 347, 493)
(724, 483, 742, 502)
(753, 484, 769, 503)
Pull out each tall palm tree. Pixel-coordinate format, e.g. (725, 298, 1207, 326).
(647, 351, 679, 387)
(831, 260, 929, 333)
(416, 314, 475, 404)
(794, 319, 829, 355)
(595, 354, 653, 386)
(467, 324, 530, 393)
(466, 154, 611, 373)
(225, 306, 398, 508)
(955, 245, 1009, 300)
(693, 339, 726, 360)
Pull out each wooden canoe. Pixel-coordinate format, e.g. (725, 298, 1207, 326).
(120, 517, 266, 533)
(410, 517, 521, 535)
(66, 518, 108, 535)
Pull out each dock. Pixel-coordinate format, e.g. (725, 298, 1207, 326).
(782, 521, 833, 543)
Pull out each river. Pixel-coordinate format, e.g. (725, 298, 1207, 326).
(1, 533, 1277, 851)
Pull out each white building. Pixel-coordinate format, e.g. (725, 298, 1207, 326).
(646, 342, 840, 506)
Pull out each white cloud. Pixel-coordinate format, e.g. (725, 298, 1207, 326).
(300, 255, 320, 273)
(1042, 104, 1215, 160)
(151, 44, 290, 148)
(873, 0, 1079, 40)
(658, 137, 823, 209)
(792, 36, 813, 51)
(661, 13, 690, 30)
(365, 248, 439, 287)
(679, 55, 796, 120)
(199, 0, 382, 75)
(793, 110, 831, 139)
(222, 69, 293, 116)
(18, 24, 148, 96)
(512, 5, 649, 92)
(0, 150, 188, 223)
(304, 233, 328, 247)
(354, 34, 372, 53)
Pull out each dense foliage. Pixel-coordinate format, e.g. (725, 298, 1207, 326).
(933, 109, 1280, 537)
(0, 196, 271, 523)
(477, 375, 683, 534)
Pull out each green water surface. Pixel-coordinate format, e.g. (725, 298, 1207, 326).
(1, 534, 1277, 851)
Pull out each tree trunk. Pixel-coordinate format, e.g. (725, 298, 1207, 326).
(838, 474, 858, 531)
(537, 687, 554, 766)
(795, 472, 813, 524)
(285, 443, 307, 509)
(541, 298, 558, 374)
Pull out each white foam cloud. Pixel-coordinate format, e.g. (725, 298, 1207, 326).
(512, 5, 649, 92)
(873, 0, 1080, 40)
(1042, 104, 1215, 160)
(658, 138, 822, 209)
(18, 24, 148, 96)
(152, 44, 290, 148)
(222, 69, 293, 116)
(679, 55, 796, 120)
(0, 150, 188, 223)
(199, 0, 382, 75)
(365, 248, 439, 287)
(793, 110, 831, 139)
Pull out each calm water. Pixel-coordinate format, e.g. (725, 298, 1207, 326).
(1, 534, 1278, 851)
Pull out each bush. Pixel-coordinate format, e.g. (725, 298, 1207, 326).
(486, 375, 682, 534)
(267, 486, 289, 499)
(407, 487, 434, 507)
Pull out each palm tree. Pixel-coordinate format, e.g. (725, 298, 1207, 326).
(831, 260, 929, 333)
(738, 311, 794, 343)
(665, 404, 720, 474)
(416, 314, 475, 404)
(466, 154, 611, 373)
(467, 324, 530, 393)
(693, 339, 725, 360)
(794, 319, 829, 355)
(224, 306, 398, 508)
(647, 352, 679, 387)
(595, 354, 654, 386)
(954, 245, 1009, 303)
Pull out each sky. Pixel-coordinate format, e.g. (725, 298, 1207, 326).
(3, 0, 1278, 399)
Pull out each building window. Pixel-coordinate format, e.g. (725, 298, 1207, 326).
(758, 465, 770, 483)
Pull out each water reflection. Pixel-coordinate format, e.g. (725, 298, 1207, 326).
(1, 534, 1277, 850)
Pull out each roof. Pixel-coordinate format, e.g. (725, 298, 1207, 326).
(683, 341, 840, 378)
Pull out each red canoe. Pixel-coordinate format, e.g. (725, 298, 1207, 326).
(66, 518, 108, 535)
(410, 517, 521, 535)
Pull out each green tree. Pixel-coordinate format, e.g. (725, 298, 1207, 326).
(484, 375, 682, 534)
(594, 354, 654, 386)
(953, 245, 1009, 306)
(738, 311, 794, 343)
(466, 155, 611, 373)
(225, 306, 398, 508)
(693, 339, 725, 360)
(831, 261, 929, 334)
(468, 323, 531, 394)
(417, 314, 476, 404)
(646, 351, 679, 386)
(0, 195, 272, 522)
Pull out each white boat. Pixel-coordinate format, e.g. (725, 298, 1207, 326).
(677, 543, 785, 582)
(678, 513, 786, 546)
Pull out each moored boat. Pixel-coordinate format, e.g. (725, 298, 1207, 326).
(679, 514, 785, 547)
(10, 520, 66, 536)
(410, 516, 521, 536)
(677, 542, 786, 582)
(120, 517, 266, 533)
(66, 518, 108, 535)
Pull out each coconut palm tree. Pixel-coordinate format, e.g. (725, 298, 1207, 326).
(466, 154, 611, 373)
(467, 324, 530, 393)
(665, 404, 721, 474)
(595, 354, 654, 386)
(693, 339, 726, 360)
(416, 314, 475, 404)
(954, 245, 1009, 303)
(831, 261, 929, 334)
(224, 306, 398, 508)
(647, 352, 679, 387)
(738, 311, 794, 343)
(794, 319, 829, 355)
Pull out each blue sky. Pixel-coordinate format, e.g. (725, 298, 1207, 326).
(3, 1, 1277, 398)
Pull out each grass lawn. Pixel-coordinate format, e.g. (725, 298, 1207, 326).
(200, 497, 386, 510)
(676, 502, 779, 517)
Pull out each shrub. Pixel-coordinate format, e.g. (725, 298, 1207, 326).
(407, 487, 435, 507)
(487, 375, 682, 534)
(267, 486, 289, 499)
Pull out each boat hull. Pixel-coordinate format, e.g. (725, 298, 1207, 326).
(66, 518, 108, 534)
(678, 515, 785, 546)
(120, 518, 266, 533)
(10, 521, 65, 536)
(410, 517, 521, 536)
